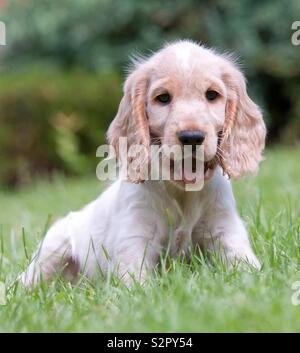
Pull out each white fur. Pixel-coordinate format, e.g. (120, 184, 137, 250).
(21, 167, 260, 287)
(21, 41, 263, 288)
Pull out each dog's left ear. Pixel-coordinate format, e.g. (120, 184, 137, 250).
(219, 65, 266, 179)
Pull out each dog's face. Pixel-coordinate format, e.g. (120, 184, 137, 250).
(146, 45, 227, 164)
(108, 41, 266, 184)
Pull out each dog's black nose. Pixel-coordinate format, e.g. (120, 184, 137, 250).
(177, 130, 206, 147)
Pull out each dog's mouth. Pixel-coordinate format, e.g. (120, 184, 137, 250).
(169, 156, 214, 184)
(150, 133, 216, 184)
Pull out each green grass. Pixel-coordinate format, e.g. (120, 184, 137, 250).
(0, 147, 300, 332)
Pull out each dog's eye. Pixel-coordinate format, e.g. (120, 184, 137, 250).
(206, 90, 219, 101)
(156, 93, 171, 104)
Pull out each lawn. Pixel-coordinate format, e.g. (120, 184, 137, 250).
(0, 147, 300, 332)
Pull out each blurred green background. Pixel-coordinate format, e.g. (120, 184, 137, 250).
(0, 0, 299, 187)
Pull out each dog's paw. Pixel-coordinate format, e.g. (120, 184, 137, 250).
(227, 253, 262, 271)
(170, 229, 191, 258)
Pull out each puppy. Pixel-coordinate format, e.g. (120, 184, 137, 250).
(21, 40, 266, 287)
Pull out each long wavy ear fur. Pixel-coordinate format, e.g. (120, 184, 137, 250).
(106, 68, 150, 183)
(219, 64, 266, 179)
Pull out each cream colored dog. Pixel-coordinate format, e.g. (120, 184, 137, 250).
(21, 40, 266, 287)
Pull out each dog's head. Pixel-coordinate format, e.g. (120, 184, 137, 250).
(107, 40, 266, 185)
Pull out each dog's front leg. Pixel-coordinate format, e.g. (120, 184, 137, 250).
(111, 214, 167, 286)
(114, 235, 162, 286)
(193, 175, 261, 270)
(195, 213, 261, 270)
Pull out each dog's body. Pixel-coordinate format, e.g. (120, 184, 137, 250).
(21, 41, 266, 287)
(21, 166, 260, 287)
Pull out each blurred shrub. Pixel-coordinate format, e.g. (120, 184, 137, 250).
(1, 0, 300, 143)
(0, 71, 122, 186)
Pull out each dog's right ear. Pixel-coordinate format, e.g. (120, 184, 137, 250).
(106, 68, 150, 182)
(106, 93, 131, 159)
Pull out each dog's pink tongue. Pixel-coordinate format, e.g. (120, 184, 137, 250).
(183, 176, 196, 184)
(182, 159, 197, 184)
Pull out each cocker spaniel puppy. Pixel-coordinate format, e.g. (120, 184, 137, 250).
(21, 40, 266, 287)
